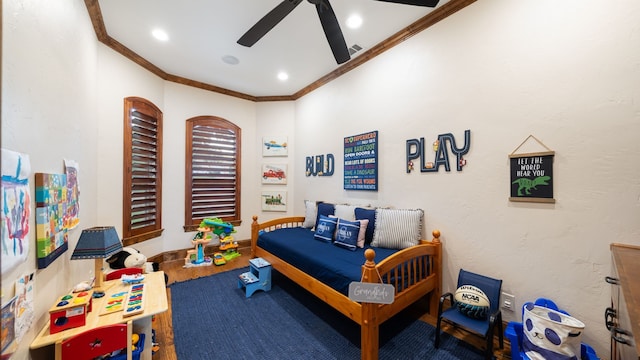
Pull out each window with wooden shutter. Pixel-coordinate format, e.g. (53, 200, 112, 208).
(123, 97, 163, 245)
(185, 116, 241, 231)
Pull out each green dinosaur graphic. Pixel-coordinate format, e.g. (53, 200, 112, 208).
(512, 176, 551, 196)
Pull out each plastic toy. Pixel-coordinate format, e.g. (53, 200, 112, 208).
(506, 297, 599, 360)
(109, 332, 146, 360)
(213, 252, 226, 266)
(219, 235, 238, 252)
(121, 274, 145, 284)
(184, 225, 213, 268)
(131, 333, 140, 351)
(48, 290, 94, 334)
(123, 284, 145, 317)
(202, 217, 236, 239)
(202, 218, 240, 260)
(151, 329, 160, 355)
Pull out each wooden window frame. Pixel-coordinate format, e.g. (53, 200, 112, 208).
(184, 116, 242, 232)
(123, 97, 164, 245)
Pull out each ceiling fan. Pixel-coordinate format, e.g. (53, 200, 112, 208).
(237, 0, 441, 64)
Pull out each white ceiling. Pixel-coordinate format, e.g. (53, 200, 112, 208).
(98, 0, 447, 98)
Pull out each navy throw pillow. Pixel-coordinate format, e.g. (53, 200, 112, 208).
(355, 207, 376, 244)
(314, 215, 337, 243)
(315, 202, 335, 230)
(333, 218, 360, 251)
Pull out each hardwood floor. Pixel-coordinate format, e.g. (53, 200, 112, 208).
(152, 246, 510, 360)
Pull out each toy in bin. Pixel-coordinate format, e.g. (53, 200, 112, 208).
(108, 333, 145, 360)
(505, 297, 599, 360)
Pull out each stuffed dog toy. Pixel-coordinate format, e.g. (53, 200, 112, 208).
(106, 247, 148, 270)
(106, 247, 165, 283)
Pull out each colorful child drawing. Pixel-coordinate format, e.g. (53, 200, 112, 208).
(1, 149, 31, 273)
(64, 159, 80, 229)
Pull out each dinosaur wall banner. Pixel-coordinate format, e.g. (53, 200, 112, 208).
(509, 137, 555, 203)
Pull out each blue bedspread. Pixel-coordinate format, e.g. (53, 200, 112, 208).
(257, 227, 398, 295)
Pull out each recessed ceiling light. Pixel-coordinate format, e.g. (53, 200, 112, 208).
(151, 28, 169, 42)
(277, 72, 289, 81)
(222, 55, 240, 65)
(346, 14, 363, 29)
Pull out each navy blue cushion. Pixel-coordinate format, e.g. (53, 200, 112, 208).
(333, 218, 360, 251)
(355, 207, 376, 244)
(314, 215, 337, 242)
(315, 202, 335, 229)
(257, 227, 399, 294)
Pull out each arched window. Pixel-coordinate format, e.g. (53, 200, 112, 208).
(184, 116, 241, 231)
(122, 97, 163, 245)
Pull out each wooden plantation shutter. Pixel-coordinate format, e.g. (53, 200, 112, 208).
(185, 116, 241, 231)
(123, 97, 163, 245)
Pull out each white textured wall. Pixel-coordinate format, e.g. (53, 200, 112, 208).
(294, 0, 640, 356)
(94, 44, 166, 256)
(158, 82, 259, 251)
(255, 102, 297, 222)
(2, 0, 99, 358)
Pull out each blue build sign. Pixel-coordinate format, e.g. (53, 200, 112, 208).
(344, 131, 378, 191)
(305, 153, 335, 177)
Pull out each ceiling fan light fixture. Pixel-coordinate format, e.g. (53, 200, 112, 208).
(151, 28, 169, 42)
(346, 14, 363, 29)
(222, 55, 240, 65)
(277, 72, 289, 81)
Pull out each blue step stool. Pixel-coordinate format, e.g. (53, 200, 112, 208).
(238, 258, 272, 298)
(505, 298, 599, 360)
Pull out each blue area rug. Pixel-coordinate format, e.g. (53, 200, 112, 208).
(170, 268, 483, 360)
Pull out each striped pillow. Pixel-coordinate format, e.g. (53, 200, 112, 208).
(371, 208, 423, 249)
(303, 200, 318, 228)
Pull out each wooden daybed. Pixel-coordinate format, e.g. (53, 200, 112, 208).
(250, 215, 442, 360)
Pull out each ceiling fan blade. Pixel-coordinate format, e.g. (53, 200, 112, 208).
(374, 0, 440, 7)
(315, 0, 350, 64)
(238, 0, 304, 47)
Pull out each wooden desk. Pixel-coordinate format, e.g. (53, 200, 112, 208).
(30, 271, 168, 360)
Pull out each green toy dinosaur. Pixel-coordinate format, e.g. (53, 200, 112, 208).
(512, 176, 551, 196)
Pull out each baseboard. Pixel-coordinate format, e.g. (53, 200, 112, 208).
(147, 238, 251, 264)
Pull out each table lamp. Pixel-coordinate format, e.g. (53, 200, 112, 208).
(71, 226, 123, 298)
